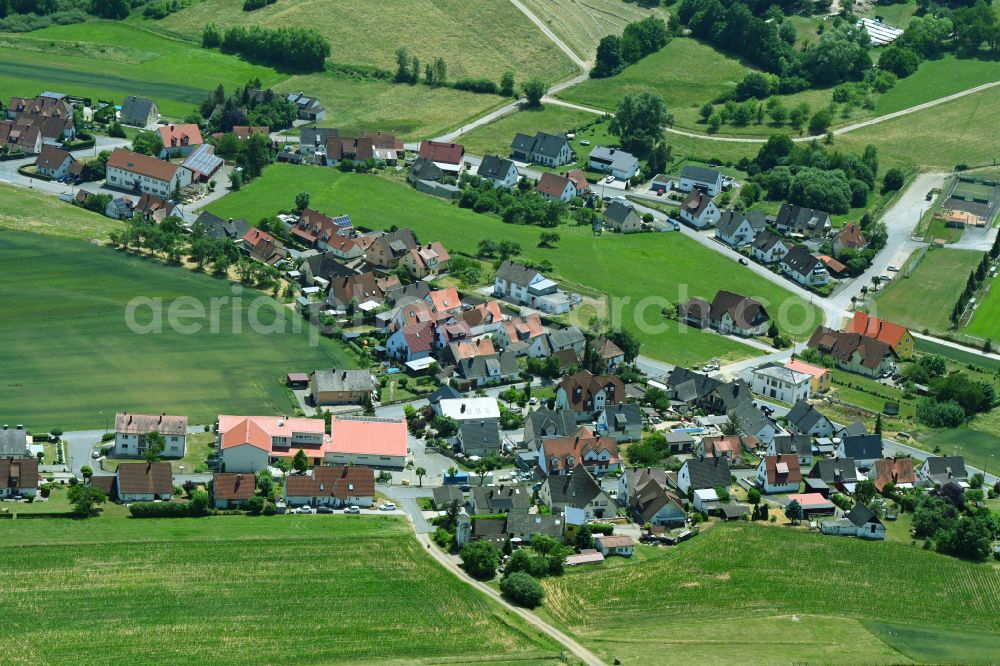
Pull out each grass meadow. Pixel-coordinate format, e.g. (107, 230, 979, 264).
(965, 274, 1000, 342)
(0, 23, 284, 117)
(539, 523, 1000, 665)
(0, 183, 121, 240)
(152, 0, 577, 83)
(0, 231, 353, 431)
(518, 0, 666, 60)
(209, 165, 824, 366)
(873, 247, 984, 335)
(0, 516, 561, 665)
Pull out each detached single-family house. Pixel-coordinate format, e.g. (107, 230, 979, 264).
(565, 168, 590, 195)
(697, 435, 747, 464)
(593, 337, 625, 371)
(496, 314, 548, 358)
(679, 189, 721, 228)
(786, 401, 834, 438)
(701, 290, 771, 337)
(597, 403, 643, 442)
(0, 425, 29, 459)
(752, 230, 791, 264)
(106, 148, 193, 197)
(211, 472, 256, 509)
(728, 400, 780, 445)
(457, 419, 502, 457)
(539, 427, 620, 476)
(919, 456, 968, 486)
(833, 222, 868, 256)
(510, 131, 572, 166)
(120, 96, 158, 127)
(781, 245, 830, 287)
(676, 457, 730, 495)
(0, 120, 42, 154)
(774, 203, 832, 238)
(469, 485, 531, 514)
(366, 228, 418, 269)
(555, 370, 625, 422)
(540, 465, 614, 519)
(0, 457, 38, 498)
(116, 462, 173, 503)
(756, 454, 802, 494)
(286, 92, 325, 121)
(310, 369, 376, 406)
(400, 242, 450, 279)
(477, 154, 519, 189)
(618, 467, 686, 527)
(34, 145, 76, 179)
(455, 351, 520, 387)
(594, 534, 635, 557)
(285, 465, 375, 508)
(588, 146, 639, 181)
(751, 364, 812, 404)
(386, 321, 436, 362)
(820, 503, 885, 540)
(547, 326, 586, 356)
(785, 359, 831, 393)
(810, 457, 859, 492)
(522, 407, 578, 450)
(113, 412, 188, 458)
(848, 312, 914, 359)
(768, 433, 813, 467)
(418, 140, 464, 172)
(194, 211, 250, 241)
(678, 166, 723, 197)
(807, 326, 898, 378)
(871, 457, 917, 492)
(157, 123, 203, 157)
(536, 172, 577, 202)
(715, 210, 767, 247)
(603, 200, 643, 233)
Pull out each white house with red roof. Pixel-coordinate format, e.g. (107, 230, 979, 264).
(324, 416, 408, 468)
(539, 426, 620, 476)
(496, 314, 548, 358)
(847, 312, 914, 359)
(157, 123, 203, 157)
(386, 321, 436, 361)
(756, 454, 802, 494)
(217, 415, 328, 473)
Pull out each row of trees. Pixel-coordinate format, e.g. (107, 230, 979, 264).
(950, 252, 993, 326)
(592, 16, 671, 78)
(203, 23, 330, 72)
(393, 46, 518, 97)
(200, 81, 299, 133)
(458, 173, 569, 227)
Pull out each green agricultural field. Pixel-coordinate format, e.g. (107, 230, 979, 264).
(557, 38, 750, 119)
(873, 247, 984, 335)
(916, 336, 1000, 371)
(539, 523, 1000, 665)
(0, 183, 121, 240)
(966, 275, 1000, 343)
(0, 516, 561, 664)
(0, 232, 354, 431)
(518, 0, 666, 60)
(0, 23, 284, 117)
(276, 72, 507, 140)
(152, 0, 576, 83)
(209, 165, 823, 366)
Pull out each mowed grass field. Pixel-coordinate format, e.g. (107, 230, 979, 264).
(208, 165, 824, 366)
(966, 274, 1000, 342)
(518, 0, 665, 60)
(0, 231, 353, 431)
(152, 0, 576, 82)
(539, 523, 1000, 665)
(0, 23, 284, 117)
(873, 247, 984, 335)
(0, 183, 121, 240)
(0, 516, 561, 665)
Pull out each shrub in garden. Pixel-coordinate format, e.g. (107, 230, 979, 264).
(500, 572, 545, 609)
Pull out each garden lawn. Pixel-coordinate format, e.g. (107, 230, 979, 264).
(208, 165, 822, 365)
(277, 72, 507, 141)
(518, 0, 666, 60)
(0, 232, 354, 431)
(0, 22, 285, 118)
(0, 516, 561, 665)
(152, 0, 576, 83)
(538, 523, 1000, 665)
(965, 273, 1000, 343)
(915, 337, 1000, 371)
(873, 247, 984, 335)
(461, 105, 612, 162)
(101, 432, 216, 474)
(0, 183, 121, 240)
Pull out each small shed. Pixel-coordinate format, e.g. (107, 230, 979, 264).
(286, 373, 309, 389)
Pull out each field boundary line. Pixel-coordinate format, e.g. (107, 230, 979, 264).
(508, 0, 590, 71)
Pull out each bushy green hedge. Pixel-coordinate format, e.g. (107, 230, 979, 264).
(500, 572, 544, 609)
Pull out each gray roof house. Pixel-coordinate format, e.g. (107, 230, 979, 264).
(407, 155, 445, 183)
(679, 165, 723, 196)
(837, 421, 868, 438)
(715, 210, 767, 247)
(597, 403, 643, 443)
(310, 368, 377, 406)
(547, 326, 585, 355)
(781, 245, 829, 287)
(774, 203, 832, 238)
(919, 456, 968, 485)
(836, 435, 883, 468)
(785, 400, 834, 438)
(509, 131, 572, 167)
(810, 457, 859, 487)
(477, 154, 519, 189)
(120, 96, 158, 127)
(505, 512, 565, 540)
(676, 457, 731, 494)
(751, 229, 790, 263)
(522, 407, 577, 449)
(455, 351, 519, 387)
(194, 211, 250, 241)
(0, 424, 29, 458)
(457, 419, 502, 457)
(428, 384, 464, 408)
(469, 485, 531, 514)
(432, 484, 466, 509)
(768, 433, 813, 467)
(588, 146, 640, 180)
(603, 200, 643, 233)
(299, 127, 339, 155)
(540, 465, 614, 520)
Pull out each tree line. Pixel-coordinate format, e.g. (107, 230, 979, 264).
(202, 23, 330, 72)
(592, 16, 671, 78)
(950, 252, 994, 328)
(393, 46, 518, 97)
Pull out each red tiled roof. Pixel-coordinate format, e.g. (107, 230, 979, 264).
(564, 168, 589, 193)
(213, 472, 256, 501)
(762, 454, 801, 484)
(218, 415, 326, 452)
(559, 370, 625, 412)
(400, 321, 435, 354)
(158, 123, 203, 149)
(848, 312, 909, 349)
(871, 457, 917, 492)
(536, 172, 572, 198)
(502, 314, 545, 342)
(233, 126, 269, 140)
(1, 457, 38, 492)
(542, 427, 619, 473)
(243, 227, 275, 248)
(785, 359, 828, 379)
(836, 222, 867, 250)
(107, 148, 180, 183)
(34, 145, 71, 170)
(418, 140, 465, 165)
(116, 462, 172, 495)
(285, 465, 376, 500)
(428, 287, 462, 313)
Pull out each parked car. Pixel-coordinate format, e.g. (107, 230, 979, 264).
(344, 505, 361, 514)
(379, 503, 397, 511)
(887, 265, 898, 272)
(91, 450, 101, 459)
(579, 139, 591, 146)
(316, 506, 334, 514)
(604, 175, 615, 183)
(293, 506, 313, 514)
(738, 257, 749, 265)
(528, 397, 537, 405)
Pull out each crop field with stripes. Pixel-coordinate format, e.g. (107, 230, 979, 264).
(518, 0, 666, 60)
(0, 516, 561, 665)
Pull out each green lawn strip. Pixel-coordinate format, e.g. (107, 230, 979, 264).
(208, 165, 822, 366)
(863, 621, 1000, 665)
(873, 247, 983, 335)
(915, 337, 1000, 371)
(0, 183, 121, 240)
(0, 516, 561, 664)
(0, 232, 354, 431)
(0, 22, 286, 117)
(153, 0, 576, 83)
(965, 272, 1000, 342)
(538, 523, 1000, 664)
(829, 369, 915, 419)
